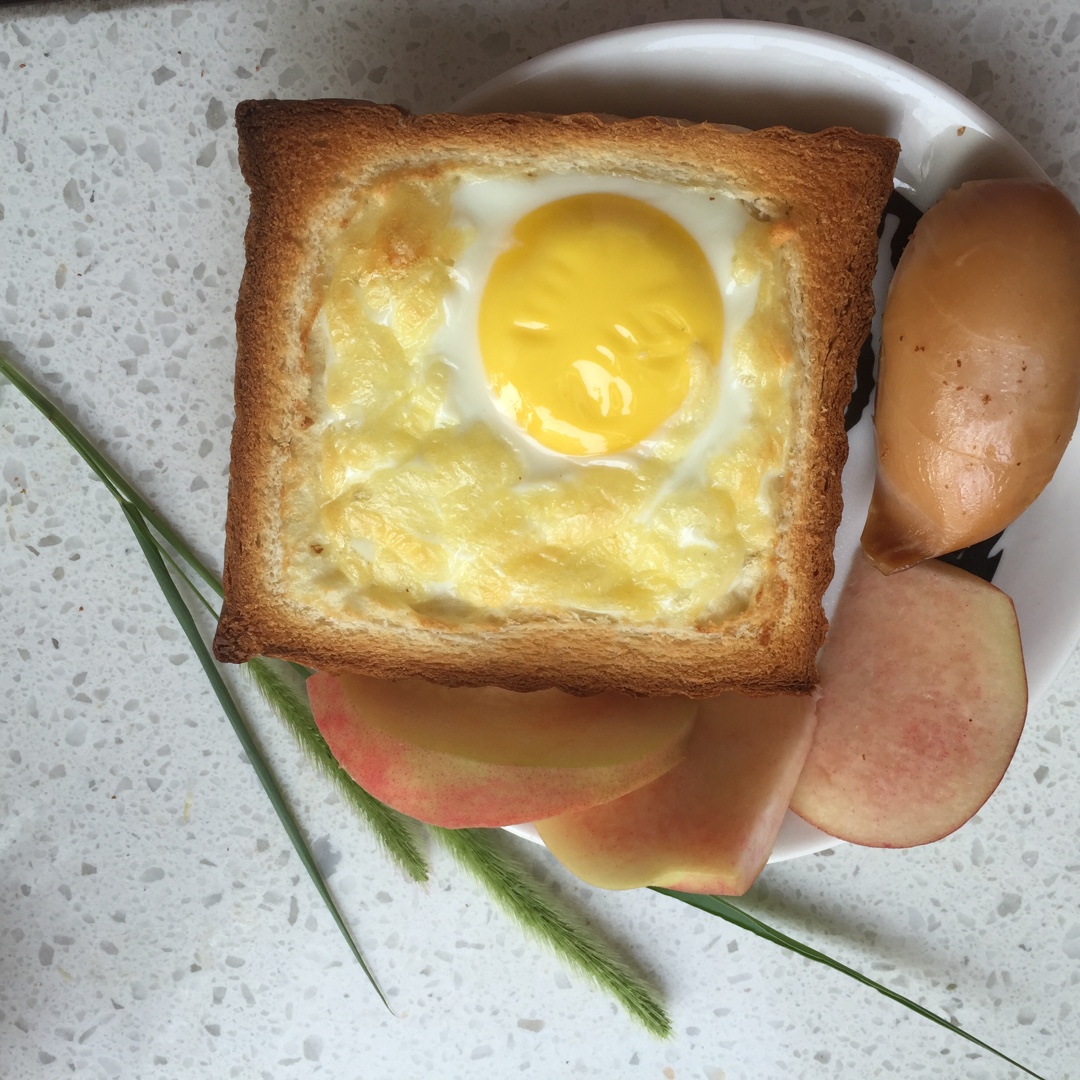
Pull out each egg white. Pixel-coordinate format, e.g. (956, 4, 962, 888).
(429, 173, 761, 484)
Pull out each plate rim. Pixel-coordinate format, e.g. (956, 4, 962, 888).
(456, 19, 1058, 862)
(456, 18, 1043, 178)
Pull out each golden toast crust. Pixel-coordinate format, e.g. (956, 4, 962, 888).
(213, 99, 898, 697)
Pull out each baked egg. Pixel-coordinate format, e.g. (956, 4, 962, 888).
(283, 168, 798, 628)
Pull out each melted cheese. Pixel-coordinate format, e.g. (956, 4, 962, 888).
(281, 168, 798, 628)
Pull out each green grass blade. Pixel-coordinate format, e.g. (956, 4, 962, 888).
(1, 355, 427, 886)
(0, 351, 223, 599)
(246, 657, 429, 883)
(150, 550, 429, 882)
(119, 500, 390, 1010)
(7, 349, 1048, 1059)
(435, 827, 671, 1038)
(653, 888, 1045, 1079)
(157, 544, 222, 619)
(287, 659, 316, 680)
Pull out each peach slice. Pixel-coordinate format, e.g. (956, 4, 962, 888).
(306, 672, 695, 828)
(534, 693, 817, 894)
(790, 553, 1027, 847)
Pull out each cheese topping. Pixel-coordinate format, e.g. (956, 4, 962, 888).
(281, 169, 799, 627)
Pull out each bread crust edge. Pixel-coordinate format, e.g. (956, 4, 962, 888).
(213, 100, 899, 698)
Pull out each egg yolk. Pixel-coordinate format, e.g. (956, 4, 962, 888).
(478, 193, 725, 455)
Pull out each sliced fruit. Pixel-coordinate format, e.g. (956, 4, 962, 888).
(306, 672, 696, 828)
(790, 553, 1027, 847)
(332, 672, 697, 768)
(534, 693, 817, 894)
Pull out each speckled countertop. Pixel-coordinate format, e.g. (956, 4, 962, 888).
(2, 1, 1079, 1078)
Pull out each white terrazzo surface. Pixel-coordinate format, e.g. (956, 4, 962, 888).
(2, 1, 1080, 1077)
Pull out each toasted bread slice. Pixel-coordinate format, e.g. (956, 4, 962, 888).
(213, 99, 898, 696)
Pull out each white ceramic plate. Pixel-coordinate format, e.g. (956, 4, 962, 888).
(457, 21, 1077, 861)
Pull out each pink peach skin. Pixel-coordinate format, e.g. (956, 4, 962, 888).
(534, 692, 817, 894)
(306, 671, 695, 829)
(790, 552, 1027, 847)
